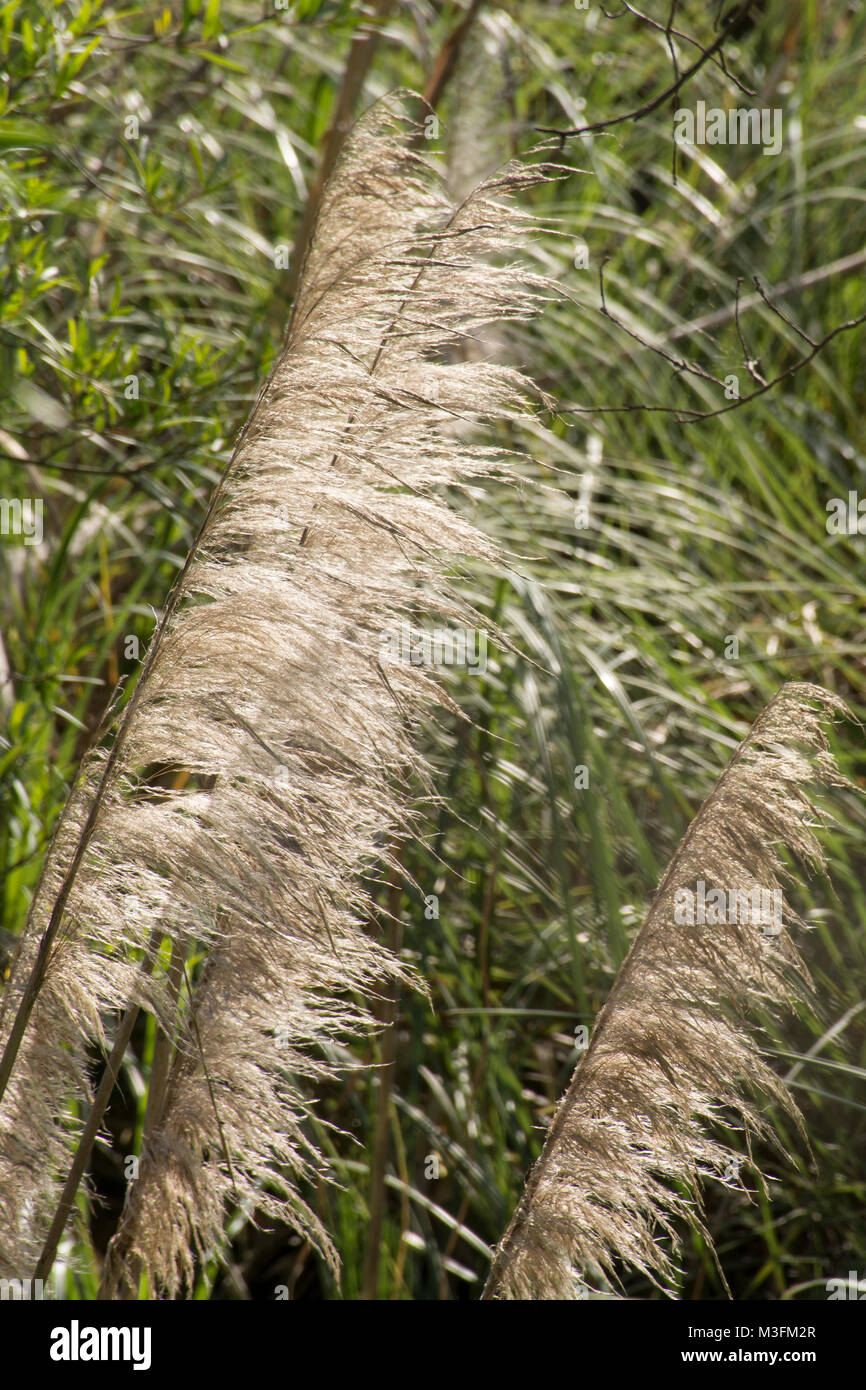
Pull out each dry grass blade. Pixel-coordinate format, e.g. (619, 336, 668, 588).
(483, 682, 853, 1300)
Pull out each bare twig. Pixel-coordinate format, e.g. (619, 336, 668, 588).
(421, 0, 484, 114)
(610, 1, 755, 96)
(563, 263, 866, 423)
(665, 251, 866, 342)
(734, 277, 767, 386)
(536, 2, 751, 139)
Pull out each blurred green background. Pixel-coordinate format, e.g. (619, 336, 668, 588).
(0, 0, 864, 1299)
